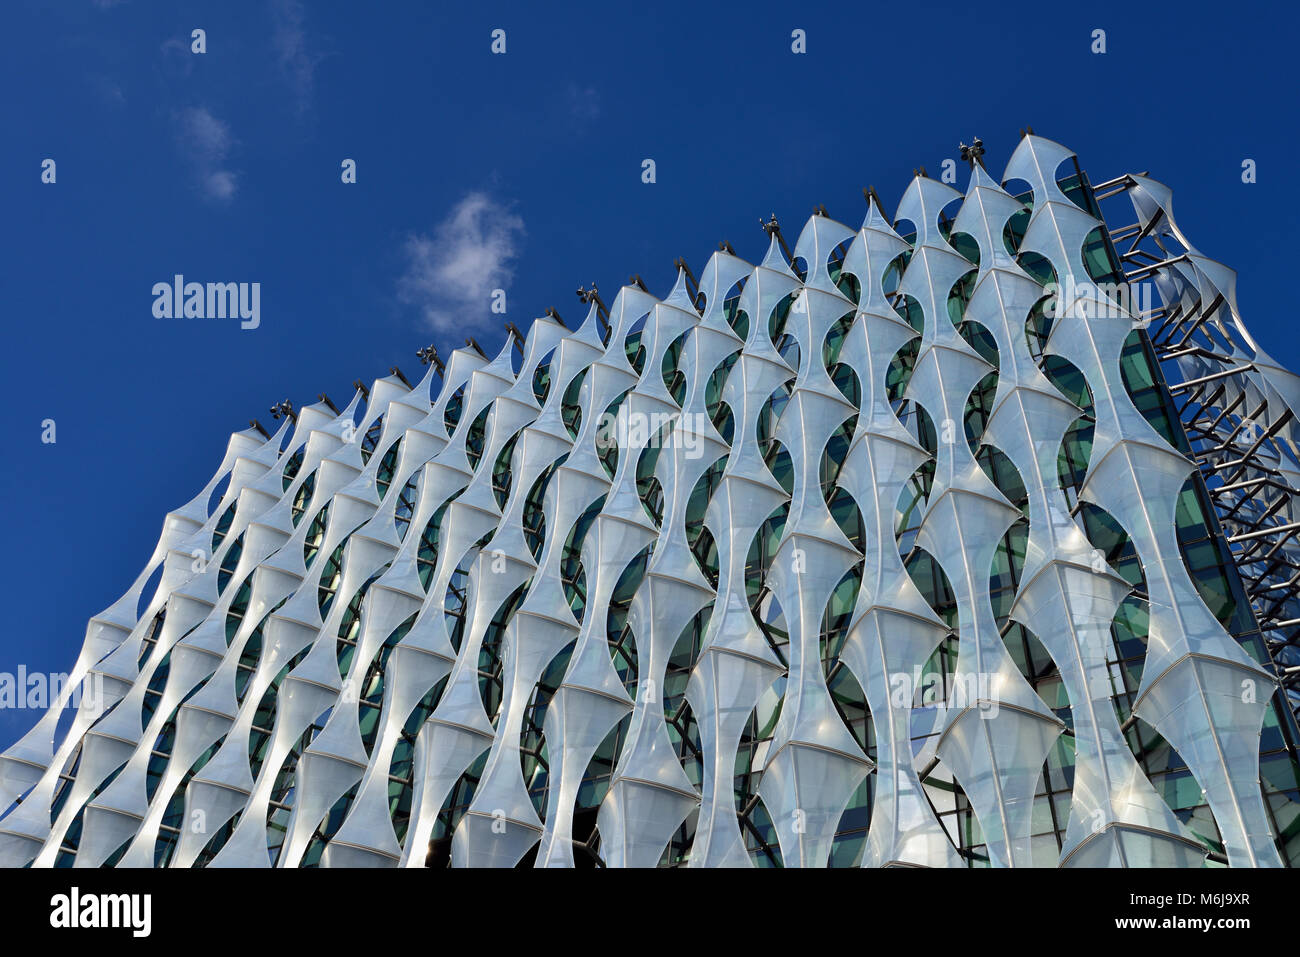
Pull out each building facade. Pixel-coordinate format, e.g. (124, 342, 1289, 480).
(2, 133, 1298, 868)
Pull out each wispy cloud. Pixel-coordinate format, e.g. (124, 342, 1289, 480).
(398, 192, 526, 334)
(173, 107, 238, 204)
(567, 84, 600, 124)
(90, 74, 125, 107)
(160, 34, 195, 78)
(272, 0, 321, 114)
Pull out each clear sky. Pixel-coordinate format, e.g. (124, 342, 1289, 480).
(1, 0, 1295, 747)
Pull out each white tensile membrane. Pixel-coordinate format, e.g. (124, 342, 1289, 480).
(0, 134, 1286, 868)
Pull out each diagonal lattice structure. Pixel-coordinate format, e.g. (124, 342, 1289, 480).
(2, 133, 1298, 868)
(1094, 174, 1300, 728)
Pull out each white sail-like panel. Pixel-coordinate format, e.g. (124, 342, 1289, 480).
(2, 134, 1291, 871)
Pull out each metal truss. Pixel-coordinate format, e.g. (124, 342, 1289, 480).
(1096, 173, 1300, 723)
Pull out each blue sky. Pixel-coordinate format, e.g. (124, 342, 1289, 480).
(1, 0, 1295, 746)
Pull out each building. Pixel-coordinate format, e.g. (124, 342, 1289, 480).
(2, 133, 1297, 868)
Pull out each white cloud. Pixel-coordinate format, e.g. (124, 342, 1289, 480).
(90, 75, 125, 107)
(567, 84, 600, 123)
(179, 107, 229, 158)
(398, 192, 526, 333)
(203, 170, 238, 202)
(174, 107, 238, 204)
(272, 0, 320, 114)
(159, 35, 195, 78)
